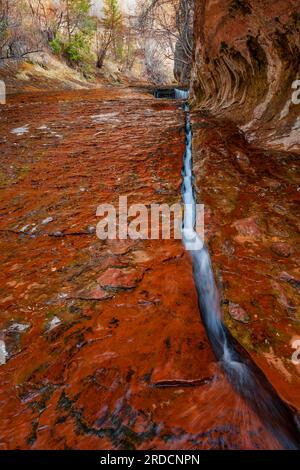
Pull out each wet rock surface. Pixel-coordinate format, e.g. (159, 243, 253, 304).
(0, 87, 291, 449)
(192, 113, 300, 411)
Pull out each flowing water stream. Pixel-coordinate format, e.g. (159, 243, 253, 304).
(181, 103, 300, 450)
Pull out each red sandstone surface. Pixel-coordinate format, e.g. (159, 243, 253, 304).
(0, 87, 287, 449)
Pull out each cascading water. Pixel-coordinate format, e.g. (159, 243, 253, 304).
(154, 89, 189, 100)
(181, 103, 300, 450)
(175, 89, 189, 100)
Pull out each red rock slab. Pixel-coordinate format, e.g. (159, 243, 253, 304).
(0, 89, 283, 450)
(97, 267, 146, 289)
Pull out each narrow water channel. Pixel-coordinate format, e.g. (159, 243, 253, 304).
(181, 102, 300, 450)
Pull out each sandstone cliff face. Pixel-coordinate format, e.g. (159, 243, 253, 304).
(190, 0, 300, 415)
(191, 0, 300, 151)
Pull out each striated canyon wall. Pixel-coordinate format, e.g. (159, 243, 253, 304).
(190, 0, 300, 152)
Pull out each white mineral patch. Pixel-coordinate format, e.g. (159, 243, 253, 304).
(91, 112, 119, 123)
(0, 340, 8, 365)
(48, 316, 61, 331)
(42, 217, 53, 225)
(270, 114, 300, 150)
(57, 292, 68, 299)
(279, 99, 292, 120)
(11, 125, 29, 136)
(20, 224, 31, 233)
(8, 323, 30, 332)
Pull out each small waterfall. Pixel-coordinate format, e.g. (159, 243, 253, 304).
(181, 104, 300, 450)
(154, 89, 189, 100)
(175, 89, 189, 100)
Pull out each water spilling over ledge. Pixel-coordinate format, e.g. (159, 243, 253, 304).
(154, 88, 189, 100)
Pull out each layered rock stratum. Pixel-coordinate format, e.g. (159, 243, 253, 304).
(191, 0, 300, 152)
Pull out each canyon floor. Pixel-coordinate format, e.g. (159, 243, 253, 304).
(0, 87, 299, 449)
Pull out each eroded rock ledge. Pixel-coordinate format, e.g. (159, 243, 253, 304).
(191, 0, 300, 152)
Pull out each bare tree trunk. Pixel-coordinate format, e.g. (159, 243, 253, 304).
(66, 0, 71, 41)
(97, 48, 107, 69)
